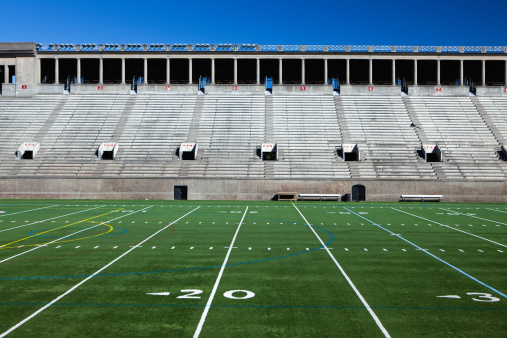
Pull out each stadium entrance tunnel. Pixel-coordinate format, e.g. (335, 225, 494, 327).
(17, 142, 40, 159)
(352, 184, 366, 202)
(180, 142, 198, 160)
(98, 142, 118, 160)
(340, 143, 359, 161)
(260, 59, 279, 84)
(421, 144, 442, 162)
(174, 185, 188, 200)
(261, 143, 278, 161)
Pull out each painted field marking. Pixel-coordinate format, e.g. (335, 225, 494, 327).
(0, 205, 105, 234)
(344, 207, 507, 299)
(0, 205, 59, 218)
(487, 208, 507, 214)
(194, 206, 248, 338)
(0, 205, 198, 338)
(0, 208, 122, 249)
(439, 207, 507, 226)
(392, 208, 506, 248)
(293, 203, 390, 338)
(437, 295, 461, 299)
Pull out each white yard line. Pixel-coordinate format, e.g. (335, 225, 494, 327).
(0, 206, 153, 264)
(0, 205, 105, 234)
(0, 205, 58, 218)
(392, 208, 507, 248)
(292, 203, 391, 338)
(0, 206, 200, 338)
(439, 207, 507, 226)
(193, 206, 248, 338)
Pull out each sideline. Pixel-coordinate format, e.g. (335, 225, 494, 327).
(0, 205, 200, 338)
(293, 203, 391, 338)
(0, 205, 58, 218)
(193, 206, 248, 338)
(439, 207, 507, 226)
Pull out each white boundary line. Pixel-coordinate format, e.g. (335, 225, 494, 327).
(486, 208, 507, 214)
(0, 205, 105, 234)
(439, 207, 507, 226)
(0, 205, 200, 338)
(392, 208, 507, 248)
(0, 206, 152, 264)
(193, 206, 248, 338)
(0, 205, 58, 218)
(292, 203, 391, 338)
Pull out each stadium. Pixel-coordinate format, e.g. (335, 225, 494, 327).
(0, 40, 506, 337)
(0, 42, 506, 201)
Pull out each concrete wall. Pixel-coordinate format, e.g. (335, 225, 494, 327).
(206, 84, 265, 95)
(0, 177, 505, 202)
(476, 86, 507, 96)
(272, 85, 333, 95)
(136, 84, 195, 94)
(409, 85, 470, 96)
(71, 84, 131, 94)
(1, 84, 16, 96)
(340, 85, 401, 96)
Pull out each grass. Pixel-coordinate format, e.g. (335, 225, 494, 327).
(0, 199, 505, 337)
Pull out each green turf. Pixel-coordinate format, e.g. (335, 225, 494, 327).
(0, 200, 505, 337)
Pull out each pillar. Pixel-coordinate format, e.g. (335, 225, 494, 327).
(234, 58, 238, 85)
(369, 59, 373, 85)
(279, 59, 283, 84)
(166, 58, 170, 84)
(188, 58, 192, 85)
(143, 58, 148, 84)
(77, 58, 81, 84)
(460, 60, 463, 86)
(121, 58, 125, 85)
(324, 59, 328, 85)
(437, 59, 440, 86)
(211, 58, 215, 84)
(99, 58, 104, 84)
(37, 58, 41, 84)
(392, 59, 396, 85)
(301, 59, 305, 85)
(346, 59, 350, 85)
(414, 60, 417, 86)
(55, 58, 59, 84)
(256, 58, 260, 85)
(482, 59, 486, 86)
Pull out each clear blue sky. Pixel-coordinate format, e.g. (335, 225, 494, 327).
(3, 0, 506, 46)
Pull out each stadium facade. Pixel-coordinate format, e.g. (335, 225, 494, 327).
(0, 42, 506, 201)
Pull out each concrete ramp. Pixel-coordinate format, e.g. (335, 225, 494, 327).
(180, 142, 198, 160)
(98, 142, 119, 160)
(422, 144, 442, 162)
(17, 142, 40, 159)
(261, 143, 277, 161)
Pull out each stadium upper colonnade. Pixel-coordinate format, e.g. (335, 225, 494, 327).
(1, 42, 507, 97)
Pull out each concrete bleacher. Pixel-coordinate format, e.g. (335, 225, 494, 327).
(338, 96, 436, 179)
(407, 97, 506, 179)
(0, 94, 505, 181)
(270, 95, 350, 178)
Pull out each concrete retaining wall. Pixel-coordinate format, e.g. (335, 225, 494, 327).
(340, 85, 401, 96)
(0, 177, 505, 202)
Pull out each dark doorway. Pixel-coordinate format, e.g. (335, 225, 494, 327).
(238, 59, 256, 84)
(305, 59, 324, 84)
(282, 59, 302, 84)
(260, 59, 279, 84)
(103, 59, 122, 84)
(395, 60, 414, 85)
(372, 60, 392, 85)
(174, 185, 188, 200)
(215, 59, 234, 84)
(352, 184, 365, 202)
(349, 59, 369, 84)
(41, 59, 56, 83)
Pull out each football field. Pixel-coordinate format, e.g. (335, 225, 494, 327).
(0, 199, 505, 337)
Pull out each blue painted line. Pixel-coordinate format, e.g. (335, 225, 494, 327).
(341, 206, 507, 299)
(0, 302, 505, 312)
(0, 223, 333, 280)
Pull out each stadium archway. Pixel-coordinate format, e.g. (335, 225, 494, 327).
(352, 184, 365, 202)
(174, 185, 188, 200)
